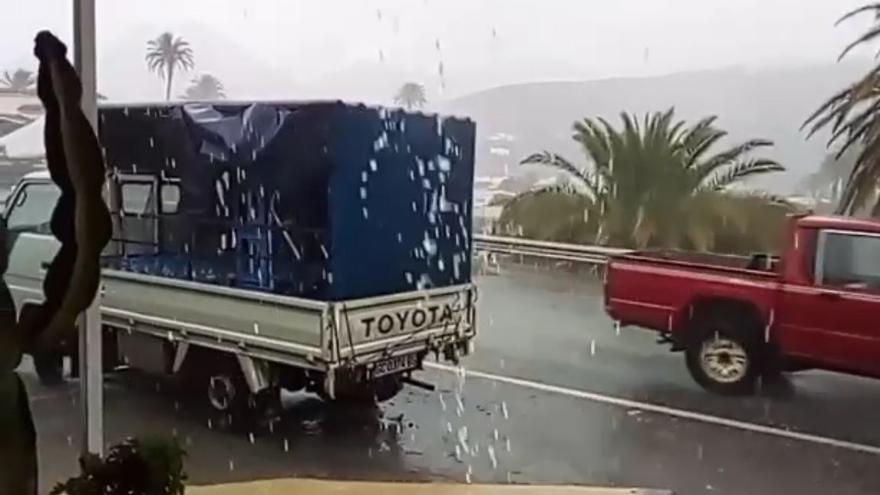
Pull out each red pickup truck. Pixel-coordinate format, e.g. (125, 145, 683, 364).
(605, 214, 880, 395)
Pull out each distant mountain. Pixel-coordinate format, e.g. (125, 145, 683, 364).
(441, 63, 872, 193)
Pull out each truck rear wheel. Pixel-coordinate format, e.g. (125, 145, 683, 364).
(181, 350, 250, 417)
(685, 313, 763, 396)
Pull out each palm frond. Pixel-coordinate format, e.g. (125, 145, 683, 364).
(520, 151, 598, 198)
(840, 25, 880, 60)
(701, 159, 784, 191)
(691, 139, 775, 181)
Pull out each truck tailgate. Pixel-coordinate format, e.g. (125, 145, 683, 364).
(333, 284, 475, 361)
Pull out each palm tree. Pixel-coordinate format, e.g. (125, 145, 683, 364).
(0, 69, 36, 93)
(145, 32, 195, 101)
(181, 73, 225, 100)
(799, 147, 859, 207)
(394, 82, 427, 110)
(805, 4, 880, 215)
(501, 109, 787, 252)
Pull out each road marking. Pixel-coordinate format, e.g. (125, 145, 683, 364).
(425, 362, 880, 456)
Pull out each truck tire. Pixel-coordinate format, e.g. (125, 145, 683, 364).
(32, 350, 64, 386)
(181, 351, 250, 416)
(685, 312, 763, 396)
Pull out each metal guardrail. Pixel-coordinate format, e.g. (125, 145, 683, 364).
(473, 234, 631, 265)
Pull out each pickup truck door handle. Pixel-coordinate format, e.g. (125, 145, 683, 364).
(817, 289, 841, 300)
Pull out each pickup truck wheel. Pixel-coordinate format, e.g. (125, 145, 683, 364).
(685, 317, 762, 396)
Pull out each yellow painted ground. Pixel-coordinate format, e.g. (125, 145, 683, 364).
(189, 478, 669, 495)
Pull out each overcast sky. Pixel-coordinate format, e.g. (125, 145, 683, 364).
(0, 0, 873, 103)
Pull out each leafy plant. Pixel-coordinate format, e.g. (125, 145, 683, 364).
(503, 108, 788, 253)
(145, 32, 195, 101)
(181, 73, 225, 101)
(394, 82, 427, 110)
(50, 437, 187, 495)
(0, 68, 36, 93)
(805, 4, 880, 215)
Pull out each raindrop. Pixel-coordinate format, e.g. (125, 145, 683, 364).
(590, 339, 597, 356)
(249, 432, 255, 444)
(360, 187, 368, 199)
(439, 394, 447, 411)
(422, 235, 438, 256)
(697, 444, 704, 460)
(67, 435, 73, 447)
(501, 401, 509, 419)
(369, 159, 378, 171)
(506, 472, 513, 483)
(284, 439, 290, 452)
(465, 471, 472, 484)
(614, 320, 621, 336)
(505, 437, 511, 452)
(253, 322, 260, 335)
(362, 207, 369, 219)
(228, 459, 235, 472)
(493, 429, 500, 441)
(454, 444, 462, 460)
(488, 445, 498, 469)
(361, 171, 369, 182)
(446, 421, 453, 433)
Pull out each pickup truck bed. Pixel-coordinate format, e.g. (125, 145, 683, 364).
(605, 250, 778, 336)
(604, 214, 880, 396)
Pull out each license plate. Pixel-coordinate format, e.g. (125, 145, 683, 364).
(372, 354, 419, 378)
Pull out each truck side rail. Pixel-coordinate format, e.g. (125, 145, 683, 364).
(100, 269, 331, 370)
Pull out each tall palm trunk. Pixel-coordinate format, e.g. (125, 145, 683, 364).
(165, 64, 174, 101)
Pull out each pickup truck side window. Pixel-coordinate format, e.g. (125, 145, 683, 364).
(6, 182, 61, 234)
(817, 231, 880, 291)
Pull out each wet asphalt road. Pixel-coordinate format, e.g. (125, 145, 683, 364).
(23, 262, 880, 495)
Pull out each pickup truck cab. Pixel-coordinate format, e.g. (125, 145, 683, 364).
(605, 214, 880, 395)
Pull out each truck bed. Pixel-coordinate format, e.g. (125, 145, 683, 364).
(100, 268, 475, 371)
(604, 250, 778, 335)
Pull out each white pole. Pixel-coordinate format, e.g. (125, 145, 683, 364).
(72, 0, 103, 456)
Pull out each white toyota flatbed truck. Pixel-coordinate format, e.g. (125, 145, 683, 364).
(4, 170, 476, 415)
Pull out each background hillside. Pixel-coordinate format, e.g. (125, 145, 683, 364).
(442, 63, 870, 193)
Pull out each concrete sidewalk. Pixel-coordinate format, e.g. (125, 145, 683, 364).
(189, 479, 671, 495)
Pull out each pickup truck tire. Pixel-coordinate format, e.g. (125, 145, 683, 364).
(685, 313, 763, 396)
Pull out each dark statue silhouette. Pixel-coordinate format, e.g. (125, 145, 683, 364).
(0, 31, 111, 494)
